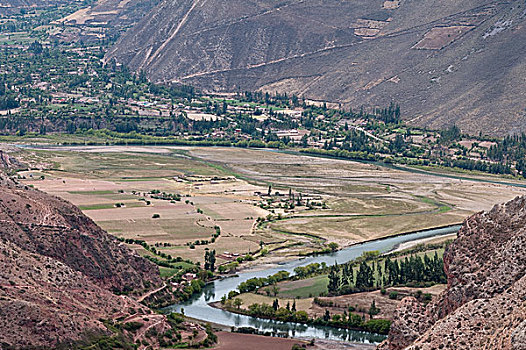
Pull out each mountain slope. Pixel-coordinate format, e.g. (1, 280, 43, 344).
(107, 0, 526, 135)
(0, 177, 161, 293)
(0, 175, 166, 349)
(0, 238, 146, 348)
(379, 195, 526, 349)
(57, 0, 160, 41)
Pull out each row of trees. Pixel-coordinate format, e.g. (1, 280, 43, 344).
(328, 252, 446, 295)
(236, 271, 290, 294)
(229, 300, 390, 335)
(442, 158, 512, 175)
(374, 102, 401, 124)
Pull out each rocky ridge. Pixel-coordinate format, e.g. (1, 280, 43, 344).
(0, 150, 22, 170)
(0, 174, 170, 349)
(380, 196, 526, 349)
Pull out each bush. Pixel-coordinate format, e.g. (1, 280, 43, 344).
(152, 213, 160, 218)
(122, 321, 143, 333)
(363, 319, 391, 335)
(389, 291, 399, 300)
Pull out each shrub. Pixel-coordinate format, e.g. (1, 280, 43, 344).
(363, 319, 391, 335)
(122, 321, 143, 333)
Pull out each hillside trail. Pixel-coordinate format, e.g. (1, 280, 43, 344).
(137, 283, 167, 303)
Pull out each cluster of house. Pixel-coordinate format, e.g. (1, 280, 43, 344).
(169, 272, 197, 291)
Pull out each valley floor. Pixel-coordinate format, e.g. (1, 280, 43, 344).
(15, 145, 525, 267)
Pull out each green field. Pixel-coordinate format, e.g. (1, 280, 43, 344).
(276, 275, 329, 299)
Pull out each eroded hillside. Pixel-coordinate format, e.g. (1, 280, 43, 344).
(0, 175, 170, 349)
(107, 0, 526, 135)
(379, 196, 526, 349)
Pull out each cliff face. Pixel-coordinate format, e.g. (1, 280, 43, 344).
(0, 175, 165, 349)
(380, 196, 526, 350)
(107, 0, 526, 135)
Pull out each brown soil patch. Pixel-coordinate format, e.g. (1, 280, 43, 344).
(383, 1, 400, 9)
(413, 25, 474, 50)
(214, 332, 311, 350)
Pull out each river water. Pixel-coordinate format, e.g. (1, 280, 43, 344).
(165, 225, 461, 344)
(15, 145, 466, 343)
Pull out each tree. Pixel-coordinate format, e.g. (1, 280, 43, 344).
(204, 250, 216, 272)
(328, 242, 339, 252)
(323, 309, 330, 322)
(295, 311, 309, 322)
(355, 261, 374, 289)
(233, 298, 242, 309)
(328, 265, 340, 292)
(368, 299, 380, 319)
(272, 284, 280, 297)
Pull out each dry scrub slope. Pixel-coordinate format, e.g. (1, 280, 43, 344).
(108, 0, 526, 135)
(0, 175, 165, 349)
(379, 195, 526, 349)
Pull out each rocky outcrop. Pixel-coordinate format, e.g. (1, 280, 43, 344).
(0, 150, 22, 170)
(380, 196, 526, 349)
(0, 178, 161, 293)
(107, 0, 526, 135)
(0, 174, 167, 349)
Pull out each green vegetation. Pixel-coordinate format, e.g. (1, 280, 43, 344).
(235, 271, 290, 294)
(222, 298, 391, 335)
(277, 275, 329, 299)
(327, 249, 446, 295)
(159, 266, 179, 279)
(116, 237, 211, 306)
(220, 242, 448, 335)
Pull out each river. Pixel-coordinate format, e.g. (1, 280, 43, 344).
(165, 224, 461, 344)
(15, 144, 468, 343)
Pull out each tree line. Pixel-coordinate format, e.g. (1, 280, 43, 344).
(328, 252, 446, 295)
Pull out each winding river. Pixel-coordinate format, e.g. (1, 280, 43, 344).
(166, 224, 461, 344)
(15, 144, 472, 343)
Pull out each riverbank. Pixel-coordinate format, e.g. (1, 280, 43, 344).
(225, 223, 461, 276)
(209, 301, 391, 335)
(164, 224, 460, 343)
(207, 234, 452, 338)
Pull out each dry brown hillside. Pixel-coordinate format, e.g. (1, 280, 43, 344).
(379, 196, 526, 349)
(107, 0, 526, 135)
(0, 175, 169, 349)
